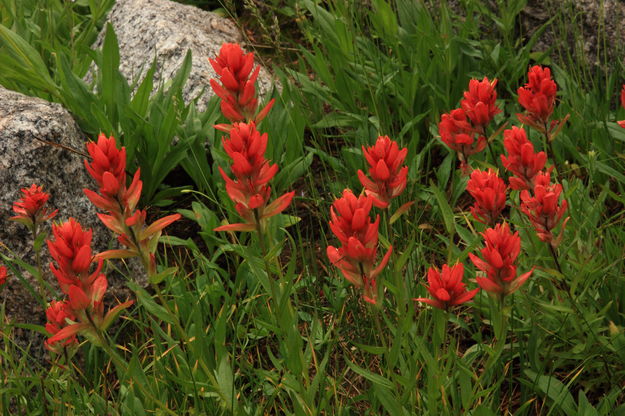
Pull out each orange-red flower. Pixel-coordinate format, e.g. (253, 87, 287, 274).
(460, 77, 501, 129)
(326, 190, 392, 305)
(0, 266, 7, 287)
(83, 134, 180, 276)
(517, 66, 558, 133)
(469, 223, 533, 296)
(466, 169, 507, 225)
(414, 263, 479, 310)
(10, 184, 57, 230)
(500, 126, 547, 190)
(618, 84, 625, 128)
(209, 43, 274, 126)
(84, 134, 127, 191)
(47, 218, 102, 294)
(439, 108, 487, 167)
(520, 171, 569, 247)
(215, 122, 294, 232)
(357, 135, 408, 208)
(44, 300, 77, 350)
(45, 218, 133, 349)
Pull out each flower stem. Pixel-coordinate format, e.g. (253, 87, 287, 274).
(31, 224, 50, 300)
(483, 126, 501, 172)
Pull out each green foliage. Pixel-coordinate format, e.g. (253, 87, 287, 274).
(1, 0, 625, 414)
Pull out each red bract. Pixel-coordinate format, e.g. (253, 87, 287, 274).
(466, 169, 507, 226)
(500, 126, 547, 190)
(45, 218, 133, 348)
(326, 189, 392, 305)
(10, 184, 57, 230)
(357, 135, 408, 209)
(44, 300, 77, 350)
(517, 66, 558, 132)
(0, 266, 7, 286)
(209, 43, 274, 126)
(469, 223, 534, 296)
(439, 108, 487, 168)
(83, 135, 180, 276)
(460, 77, 501, 129)
(414, 263, 479, 310)
(84, 134, 127, 193)
(520, 171, 569, 247)
(214, 122, 294, 232)
(47, 218, 102, 294)
(618, 84, 625, 128)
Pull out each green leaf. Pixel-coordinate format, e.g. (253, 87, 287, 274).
(128, 281, 176, 325)
(429, 181, 455, 235)
(524, 369, 577, 415)
(344, 356, 394, 389)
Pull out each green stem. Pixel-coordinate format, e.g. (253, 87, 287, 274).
(482, 126, 501, 172)
(371, 306, 387, 349)
(31, 224, 50, 300)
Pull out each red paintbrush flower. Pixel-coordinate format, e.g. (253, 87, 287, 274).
(10, 184, 57, 230)
(520, 171, 569, 247)
(439, 108, 487, 170)
(460, 77, 501, 129)
(326, 189, 392, 305)
(517, 66, 558, 133)
(209, 43, 274, 126)
(0, 266, 7, 287)
(83, 134, 180, 276)
(214, 122, 294, 232)
(469, 223, 534, 296)
(84, 134, 127, 193)
(357, 135, 408, 209)
(414, 263, 479, 310)
(45, 218, 133, 349)
(466, 169, 507, 225)
(44, 300, 77, 351)
(618, 84, 625, 128)
(500, 126, 547, 190)
(47, 218, 102, 294)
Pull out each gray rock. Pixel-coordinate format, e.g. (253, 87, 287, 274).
(0, 86, 135, 357)
(89, 0, 275, 112)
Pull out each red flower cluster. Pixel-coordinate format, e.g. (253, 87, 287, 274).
(45, 300, 77, 349)
(10, 184, 57, 231)
(326, 190, 392, 305)
(0, 266, 7, 287)
(414, 263, 479, 310)
(500, 126, 547, 190)
(45, 218, 133, 350)
(517, 65, 558, 134)
(466, 169, 507, 226)
(618, 84, 625, 128)
(520, 171, 569, 247)
(84, 134, 180, 276)
(209, 43, 274, 128)
(469, 223, 534, 296)
(461, 77, 501, 129)
(47, 218, 101, 294)
(439, 108, 486, 169)
(215, 122, 294, 232)
(439, 77, 500, 171)
(357, 135, 408, 209)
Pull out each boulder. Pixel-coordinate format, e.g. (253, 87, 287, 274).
(90, 0, 275, 111)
